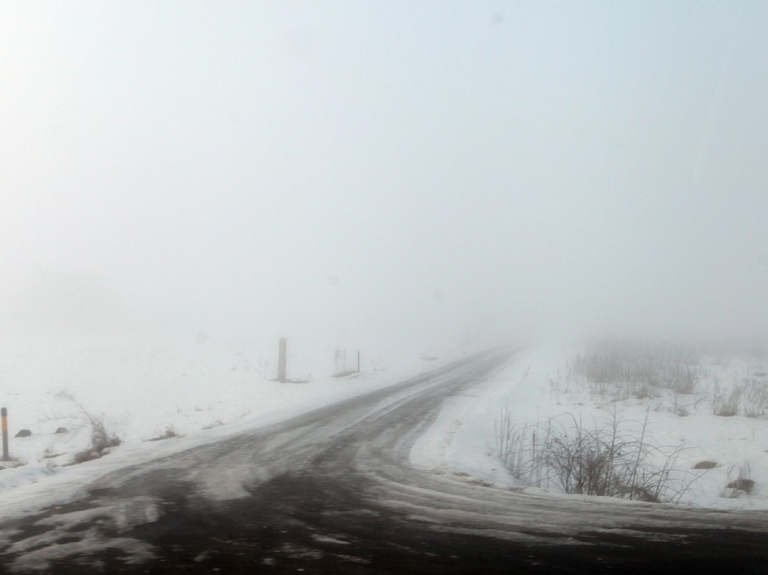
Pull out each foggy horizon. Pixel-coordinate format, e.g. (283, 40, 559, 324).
(2, 1, 768, 350)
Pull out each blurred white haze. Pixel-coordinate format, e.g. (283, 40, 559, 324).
(2, 1, 768, 353)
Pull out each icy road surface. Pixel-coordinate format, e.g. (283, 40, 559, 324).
(1, 349, 768, 574)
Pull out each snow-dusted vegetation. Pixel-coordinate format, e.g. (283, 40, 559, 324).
(479, 342, 768, 509)
(406, 342, 768, 512)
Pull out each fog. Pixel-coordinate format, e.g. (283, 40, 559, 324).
(2, 1, 768, 351)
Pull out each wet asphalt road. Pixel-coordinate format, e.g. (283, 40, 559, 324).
(1, 349, 768, 574)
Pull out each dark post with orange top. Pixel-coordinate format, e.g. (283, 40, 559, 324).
(1, 408, 8, 461)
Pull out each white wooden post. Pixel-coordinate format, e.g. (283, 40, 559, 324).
(278, 338, 287, 383)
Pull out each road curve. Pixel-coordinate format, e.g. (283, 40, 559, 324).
(2, 349, 768, 574)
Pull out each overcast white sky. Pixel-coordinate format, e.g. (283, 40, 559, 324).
(1, 1, 767, 347)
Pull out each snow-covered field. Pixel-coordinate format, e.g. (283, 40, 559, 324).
(413, 342, 768, 511)
(2, 332, 768, 521)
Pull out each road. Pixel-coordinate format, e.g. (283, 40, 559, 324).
(1, 349, 768, 574)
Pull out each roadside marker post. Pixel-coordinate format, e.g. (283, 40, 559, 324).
(1, 408, 8, 461)
(278, 338, 287, 383)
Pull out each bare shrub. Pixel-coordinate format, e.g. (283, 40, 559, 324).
(728, 478, 756, 494)
(634, 384, 657, 401)
(724, 463, 755, 496)
(672, 393, 706, 418)
(490, 416, 532, 484)
(490, 408, 698, 503)
(491, 405, 530, 480)
(744, 380, 768, 417)
(712, 383, 742, 416)
(148, 425, 178, 442)
(333, 345, 358, 378)
(202, 419, 225, 430)
(55, 391, 121, 458)
(548, 370, 571, 399)
(334, 345, 348, 375)
(541, 414, 628, 498)
(665, 363, 699, 394)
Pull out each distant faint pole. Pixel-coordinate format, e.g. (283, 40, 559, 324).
(357, 351, 361, 373)
(278, 338, 287, 383)
(1, 408, 8, 461)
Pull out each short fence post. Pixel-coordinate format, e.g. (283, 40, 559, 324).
(1, 408, 8, 461)
(278, 338, 287, 383)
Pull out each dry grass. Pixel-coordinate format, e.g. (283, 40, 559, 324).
(569, 341, 701, 397)
(712, 383, 742, 417)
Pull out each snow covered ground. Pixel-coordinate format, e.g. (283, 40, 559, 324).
(0, 328, 472, 519)
(412, 341, 768, 511)
(2, 331, 768, 522)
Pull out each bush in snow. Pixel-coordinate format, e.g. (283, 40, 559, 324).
(148, 425, 178, 441)
(55, 391, 121, 462)
(744, 379, 768, 417)
(712, 383, 742, 417)
(492, 407, 699, 503)
(723, 462, 756, 497)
